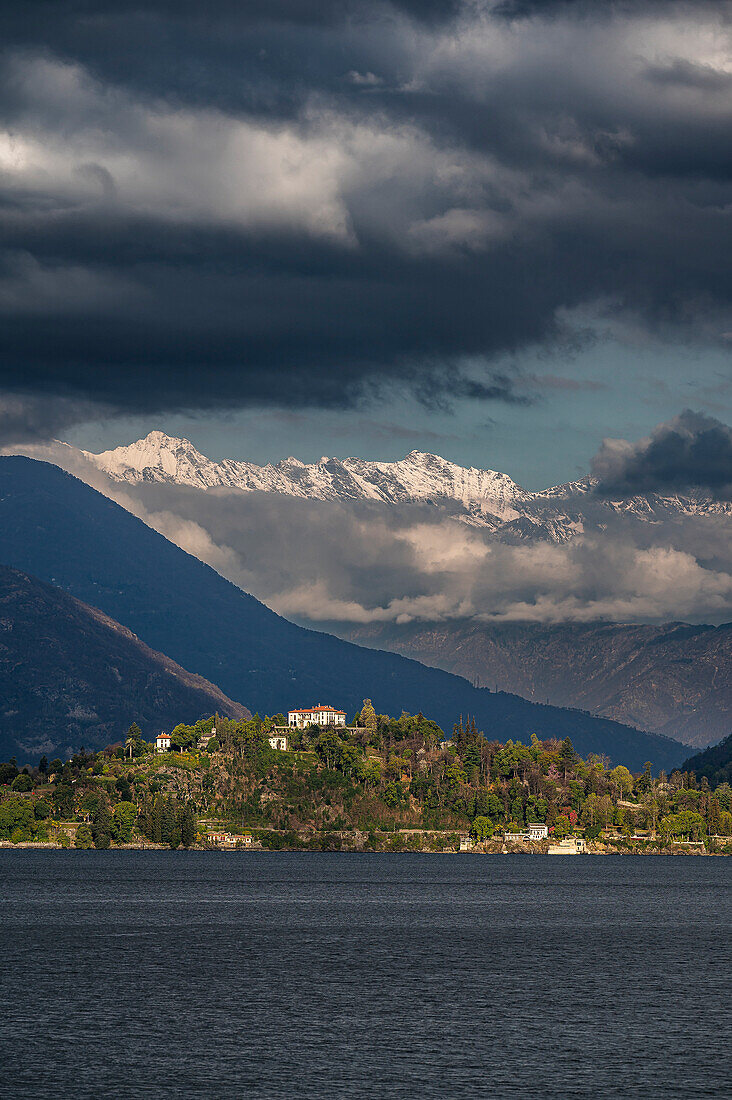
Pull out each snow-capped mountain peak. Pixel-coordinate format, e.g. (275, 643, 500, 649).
(82, 430, 732, 543)
(87, 431, 214, 486)
(85, 432, 531, 513)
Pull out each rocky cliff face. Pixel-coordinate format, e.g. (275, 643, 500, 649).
(0, 564, 249, 760)
(86, 430, 732, 544)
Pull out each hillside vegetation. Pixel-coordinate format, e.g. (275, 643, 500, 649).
(2, 707, 730, 853)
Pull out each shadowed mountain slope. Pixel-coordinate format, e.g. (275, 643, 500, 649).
(0, 564, 249, 760)
(332, 619, 732, 748)
(0, 457, 685, 771)
(682, 735, 732, 787)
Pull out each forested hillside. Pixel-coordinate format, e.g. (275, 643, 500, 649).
(2, 707, 729, 852)
(683, 734, 732, 787)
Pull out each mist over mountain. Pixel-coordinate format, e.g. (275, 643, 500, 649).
(87, 430, 732, 546)
(0, 564, 249, 761)
(9, 432, 732, 756)
(0, 456, 685, 771)
(58, 428, 732, 632)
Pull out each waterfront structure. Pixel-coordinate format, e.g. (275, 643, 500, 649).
(207, 829, 252, 848)
(527, 822, 549, 840)
(459, 833, 472, 851)
(207, 829, 232, 846)
(547, 837, 587, 855)
(288, 705, 346, 729)
(155, 732, 171, 754)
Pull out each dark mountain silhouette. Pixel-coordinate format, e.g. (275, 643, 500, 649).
(0, 456, 685, 771)
(682, 734, 732, 787)
(332, 619, 732, 748)
(0, 563, 249, 761)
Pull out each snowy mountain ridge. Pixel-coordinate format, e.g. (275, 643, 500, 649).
(84, 431, 732, 544)
(87, 431, 531, 515)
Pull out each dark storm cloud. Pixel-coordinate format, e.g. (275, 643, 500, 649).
(0, 394, 106, 444)
(592, 410, 732, 498)
(0, 0, 731, 423)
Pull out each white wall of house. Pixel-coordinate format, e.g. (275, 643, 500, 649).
(287, 706, 346, 729)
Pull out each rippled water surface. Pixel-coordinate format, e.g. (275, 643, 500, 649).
(1, 852, 730, 1099)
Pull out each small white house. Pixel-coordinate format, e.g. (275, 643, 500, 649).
(269, 732, 289, 751)
(459, 833, 473, 851)
(155, 732, 171, 754)
(288, 705, 346, 730)
(527, 822, 549, 841)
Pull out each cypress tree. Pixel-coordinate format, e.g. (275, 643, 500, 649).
(92, 801, 112, 848)
(152, 796, 164, 844)
(161, 797, 176, 845)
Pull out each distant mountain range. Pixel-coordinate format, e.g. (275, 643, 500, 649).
(331, 619, 732, 748)
(86, 430, 732, 544)
(0, 564, 249, 760)
(0, 456, 685, 770)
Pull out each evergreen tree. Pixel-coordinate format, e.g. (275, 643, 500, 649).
(361, 699, 377, 744)
(152, 796, 163, 844)
(560, 737, 576, 778)
(161, 797, 176, 845)
(179, 803, 197, 848)
(92, 801, 112, 848)
(125, 723, 143, 759)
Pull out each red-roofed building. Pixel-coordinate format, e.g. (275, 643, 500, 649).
(288, 705, 346, 730)
(155, 732, 171, 754)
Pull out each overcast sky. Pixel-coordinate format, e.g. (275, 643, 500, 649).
(1, 1, 731, 487)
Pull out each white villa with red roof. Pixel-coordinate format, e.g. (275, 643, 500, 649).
(287, 705, 346, 730)
(155, 732, 171, 753)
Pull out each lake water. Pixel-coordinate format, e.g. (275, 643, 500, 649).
(0, 852, 730, 1099)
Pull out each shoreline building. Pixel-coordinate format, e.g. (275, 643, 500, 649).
(288, 705, 346, 730)
(547, 836, 587, 855)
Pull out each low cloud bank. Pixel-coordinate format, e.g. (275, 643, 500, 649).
(7, 427, 732, 628)
(33, 453, 732, 627)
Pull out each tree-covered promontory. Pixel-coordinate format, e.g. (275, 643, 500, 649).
(1, 711, 730, 852)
